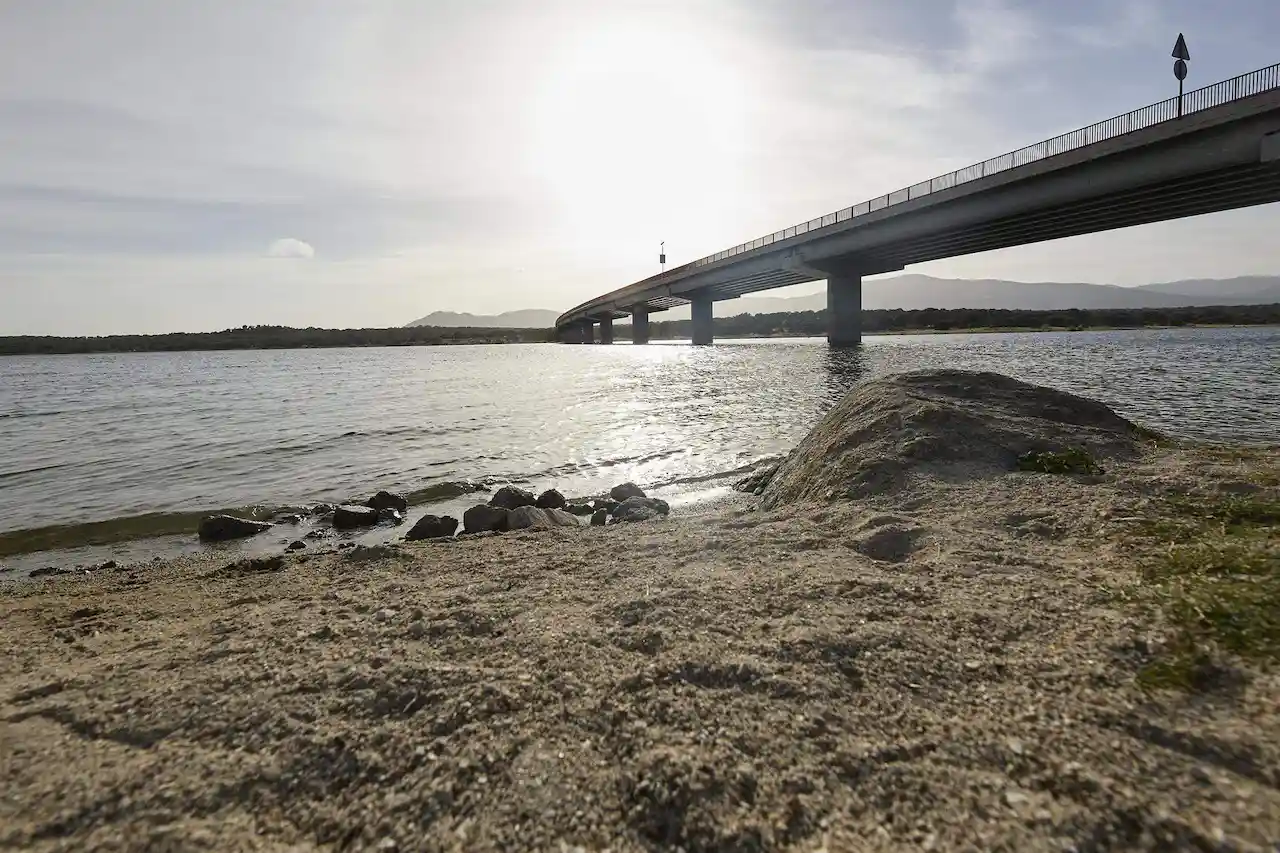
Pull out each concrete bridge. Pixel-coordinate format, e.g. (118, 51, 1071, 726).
(555, 63, 1280, 346)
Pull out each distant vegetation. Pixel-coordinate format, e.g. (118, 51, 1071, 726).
(647, 303, 1280, 339)
(4, 304, 1277, 356)
(0, 325, 555, 356)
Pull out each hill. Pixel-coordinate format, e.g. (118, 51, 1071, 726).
(406, 309, 560, 329)
(407, 276, 1280, 327)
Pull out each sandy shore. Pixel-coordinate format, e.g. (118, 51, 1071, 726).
(3, 373, 1278, 851)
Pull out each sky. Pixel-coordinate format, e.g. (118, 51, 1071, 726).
(1, 0, 1278, 335)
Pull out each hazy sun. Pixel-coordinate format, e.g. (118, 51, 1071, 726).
(529, 20, 750, 260)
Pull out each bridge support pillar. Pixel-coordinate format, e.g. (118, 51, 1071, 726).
(599, 317, 613, 344)
(691, 293, 713, 346)
(581, 320, 594, 344)
(827, 273, 862, 347)
(631, 308, 650, 344)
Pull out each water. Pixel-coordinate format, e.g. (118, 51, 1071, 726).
(2, 327, 1276, 573)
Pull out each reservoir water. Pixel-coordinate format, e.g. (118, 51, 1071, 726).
(2, 327, 1276, 574)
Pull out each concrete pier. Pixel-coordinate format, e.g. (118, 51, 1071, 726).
(581, 321, 594, 344)
(691, 293, 713, 346)
(599, 317, 613, 344)
(631, 308, 650, 345)
(827, 273, 862, 347)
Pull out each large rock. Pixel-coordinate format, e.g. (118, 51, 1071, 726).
(333, 504, 380, 529)
(612, 496, 670, 523)
(198, 514, 272, 542)
(463, 504, 510, 534)
(489, 485, 536, 510)
(590, 509, 608, 526)
(378, 507, 405, 525)
(609, 482, 646, 501)
(366, 490, 409, 513)
(565, 503, 595, 516)
(507, 506, 581, 531)
(535, 489, 567, 510)
(405, 514, 459, 541)
(760, 370, 1146, 510)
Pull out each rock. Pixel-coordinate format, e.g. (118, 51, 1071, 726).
(565, 503, 595, 516)
(489, 485, 536, 510)
(535, 489, 567, 510)
(98, 560, 118, 570)
(378, 507, 405, 525)
(592, 499, 620, 514)
(463, 503, 510, 534)
(507, 505, 579, 530)
(305, 529, 332, 540)
(333, 504, 380, 530)
(311, 503, 336, 515)
(734, 464, 779, 494)
(611, 496, 670, 522)
(591, 509, 609, 526)
(274, 513, 303, 525)
(853, 524, 925, 563)
(759, 370, 1147, 510)
(610, 482, 646, 501)
(30, 566, 71, 578)
(287, 540, 307, 551)
(374, 608, 397, 622)
(198, 514, 272, 542)
(405, 514, 459, 541)
(366, 490, 409, 513)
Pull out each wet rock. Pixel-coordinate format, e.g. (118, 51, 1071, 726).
(610, 482, 646, 501)
(591, 509, 609, 526)
(333, 504, 380, 530)
(274, 513, 304, 525)
(535, 489, 567, 510)
(565, 503, 595, 516)
(463, 504, 510, 534)
(735, 464, 779, 494)
(305, 529, 332, 540)
(378, 507, 405, 525)
(287, 540, 307, 551)
(612, 496, 670, 523)
(592, 499, 620, 514)
(310, 503, 336, 515)
(98, 560, 118, 571)
(30, 566, 71, 578)
(198, 514, 272, 542)
(366, 490, 409, 514)
(489, 485, 536, 510)
(405, 514, 459, 541)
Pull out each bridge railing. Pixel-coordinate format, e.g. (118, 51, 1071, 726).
(684, 62, 1280, 270)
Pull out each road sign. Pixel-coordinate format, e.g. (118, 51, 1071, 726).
(1172, 33, 1190, 61)
(1174, 59, 1188, 81)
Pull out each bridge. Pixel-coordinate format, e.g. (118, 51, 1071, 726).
(555, 63, 1280, 346)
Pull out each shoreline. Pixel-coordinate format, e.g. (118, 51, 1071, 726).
(5, 424, 1277, 849)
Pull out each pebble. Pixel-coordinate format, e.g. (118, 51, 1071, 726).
(375, 608, 397, 622)
(407, 620, 427, 639)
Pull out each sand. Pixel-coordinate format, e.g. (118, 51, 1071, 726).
(3, 372, 1278, 852)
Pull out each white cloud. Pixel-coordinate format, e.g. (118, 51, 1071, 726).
(267, 237, 315, 259)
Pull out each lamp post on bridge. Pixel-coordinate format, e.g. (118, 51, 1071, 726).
(659, 241, 666, 274)
(1172, 33, 1190, 118)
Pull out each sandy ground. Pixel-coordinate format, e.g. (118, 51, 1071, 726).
(3, 371, 1278, 852)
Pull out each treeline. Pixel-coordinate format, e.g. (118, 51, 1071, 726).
(648, 303, 1280, 339)
(0, 324, 555, 356)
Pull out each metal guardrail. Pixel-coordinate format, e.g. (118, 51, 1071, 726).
(644, 62, 1280, 283)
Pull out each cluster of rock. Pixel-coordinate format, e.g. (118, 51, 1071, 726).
(734, 463, 780, 496)
(406, 482, 669, 541)
(195, 482, 669, 546)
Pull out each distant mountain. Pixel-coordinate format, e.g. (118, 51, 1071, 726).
(406, 309, 560, 329)
(712, 274, 1280, 317)
(407, 275, 1280, 327)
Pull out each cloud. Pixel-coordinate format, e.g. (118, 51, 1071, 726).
(267, 237, 315, 259)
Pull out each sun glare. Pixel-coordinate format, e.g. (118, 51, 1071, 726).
(530, 21, 750, 260)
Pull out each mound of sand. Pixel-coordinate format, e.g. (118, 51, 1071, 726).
(761, 370, 1148, 509)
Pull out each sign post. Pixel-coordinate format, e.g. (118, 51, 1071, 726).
(1172, 33, 1191, 118)
(659, 241, 666, 273)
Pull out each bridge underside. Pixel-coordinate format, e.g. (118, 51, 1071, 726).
(558, 84, 1280, 345)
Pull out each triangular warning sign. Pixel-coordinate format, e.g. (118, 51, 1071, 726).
(1172, 33, 1190, 61)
